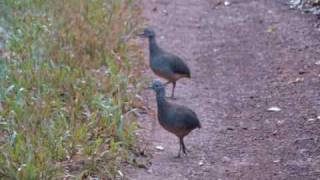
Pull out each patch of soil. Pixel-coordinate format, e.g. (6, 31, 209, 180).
(126, 0, 320, 179)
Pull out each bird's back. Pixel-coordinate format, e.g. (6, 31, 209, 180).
(157, 102, 201, 137)
(172, 104, 201, 129)
(151, 49, 191, 80)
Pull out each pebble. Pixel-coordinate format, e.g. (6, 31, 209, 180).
(198, 160, 204, 166)
(273, 159, 281, 163)
(224, 1, 231, 6)
(307, 118, 316, 122)
(155, 145, 164, 151)
(267, 106, 281, 112)
(118, 170, 124, 177)
(222, 156, 231, 163)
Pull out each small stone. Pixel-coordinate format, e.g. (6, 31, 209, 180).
(226, 127, 234, 131)
(224, 1, 231, 6)
(222, 156, 231, 163)
(272, 130, 278, 136)
(198, 160, 204, 166)
(307, 118, 316, 122)
(147, 169, 153, 173)
(315, 61, 320, 65)
(137, 163, 147, 168)
(317, 116, 320, 120)
(152, 7, 157, 12)
(277, 120, 285, 125)
(155, 145, 164, 151)
(118, 170, 124, 177)
(273, 159, 280, 163)
(162, 9, 168, 15)
(267, 106, 281, 112)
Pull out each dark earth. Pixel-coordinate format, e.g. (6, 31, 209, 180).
(126, 0, 320, 179)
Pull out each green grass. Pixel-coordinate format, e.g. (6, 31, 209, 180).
(0, 0, 144, 178)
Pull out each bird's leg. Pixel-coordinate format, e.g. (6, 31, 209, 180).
(175, 138, 182, 158)
(181, 138, 187, 155)
(171, 81, 176, 99)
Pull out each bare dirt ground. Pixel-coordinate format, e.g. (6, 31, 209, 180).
(126, 0, 320, 179)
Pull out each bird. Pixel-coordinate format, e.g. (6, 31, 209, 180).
(139, 28, 191, 99)
(149, 80, 201, 158)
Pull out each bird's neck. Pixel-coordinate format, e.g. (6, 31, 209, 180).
(156, 90, 167, 112)
(148, 37, 161, 56)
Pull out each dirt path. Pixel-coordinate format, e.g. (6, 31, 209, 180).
(127, 0, 320, 179)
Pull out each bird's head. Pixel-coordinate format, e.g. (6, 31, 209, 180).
(148, 79, 165, 93)
(137, 28, 155, 38)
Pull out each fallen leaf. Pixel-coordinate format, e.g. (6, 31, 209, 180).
(267, 26, 276, 33)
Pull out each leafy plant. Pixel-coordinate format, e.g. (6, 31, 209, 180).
(0, 0, 144, 178)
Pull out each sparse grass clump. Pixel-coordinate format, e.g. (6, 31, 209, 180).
(0, 0, 144, 178)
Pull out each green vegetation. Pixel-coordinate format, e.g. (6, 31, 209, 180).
(0, 0, 144, 178)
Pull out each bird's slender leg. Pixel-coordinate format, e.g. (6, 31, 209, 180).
(175, 138, 182, 158)
(181, 138, 187, 155)
(171, 81, 176, 99)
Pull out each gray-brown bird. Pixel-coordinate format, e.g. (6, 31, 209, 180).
(149, 80, 201, 157)
(139, 28, 191, 99)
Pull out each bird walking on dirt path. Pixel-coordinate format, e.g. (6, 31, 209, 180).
(149, 80, 201, 158)
(139, 28, 191, 99)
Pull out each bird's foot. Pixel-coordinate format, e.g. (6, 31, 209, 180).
(182, 150, 188, 156)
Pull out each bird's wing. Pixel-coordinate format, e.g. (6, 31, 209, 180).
(173, 105, 201, 129)
(162, 53, 191, 76)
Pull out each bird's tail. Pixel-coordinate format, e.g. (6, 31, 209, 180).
(198, 122, 202, 128)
